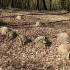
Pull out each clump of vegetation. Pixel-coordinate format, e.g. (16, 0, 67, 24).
(34, 36, 48, 47)
(6, 31, 17, 40)
(15, 35, 28, 45)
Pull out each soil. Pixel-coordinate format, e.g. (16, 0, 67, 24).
(0, 9, 70, 70)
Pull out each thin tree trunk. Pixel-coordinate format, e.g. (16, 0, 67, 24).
(25, 0, 30, 10)
(43, 0, 47, 10)
(50, 0, 52, 10)
(27, 0, 30, 9)
(37, 0, 39, 10)
(8, 0, 12, 9)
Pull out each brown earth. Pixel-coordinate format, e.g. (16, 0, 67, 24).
(0, 9, 70, 70)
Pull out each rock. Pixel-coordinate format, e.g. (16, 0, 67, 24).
(16, 15, 21, 20)
(0, 67, 2, 70)
(57, 32, 70, 44)
(15, 35, 28, 45)
(34, 36, 47, 47)
(6, 31, 17, 40)
(0, 26, 9, 35)
(35, 21, 43, 27)
(58, 43, 70, 59)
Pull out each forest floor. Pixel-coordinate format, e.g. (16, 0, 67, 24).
(0, 9, 70, 70)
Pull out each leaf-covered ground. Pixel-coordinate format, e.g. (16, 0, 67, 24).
(0, 9, 70, 70)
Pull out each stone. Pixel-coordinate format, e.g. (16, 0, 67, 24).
(6, 31, 17, 40)
(16, 15, 21, 20)
(58, 43, 70, 59)
(57, 32, 70, 44)
(15, 35, 28, 45)
(35, 21, 43, 26)
(0, 26, 9, 35)
(34, 36, 47, 47)
(0, 67, 2, 70)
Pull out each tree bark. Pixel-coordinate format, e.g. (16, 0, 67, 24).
(8, 0, 12, 9)
(27, 0, 30, 9)
(37, 0, 39, 10)
(25, 0, 30, 10)
(50, 0, 52, 10)
(43, 0, 47, 10)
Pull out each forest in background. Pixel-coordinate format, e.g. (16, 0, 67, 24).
(0, 0, 70, 11)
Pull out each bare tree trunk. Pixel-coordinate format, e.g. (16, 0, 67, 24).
(37, 0, 39, 10)
(43, 0, 47, 10)
(50, 0, 52, 10)
(27, 0, 30, 9)
(25, 0, 30, 10)
(8, 0, 12, 9)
